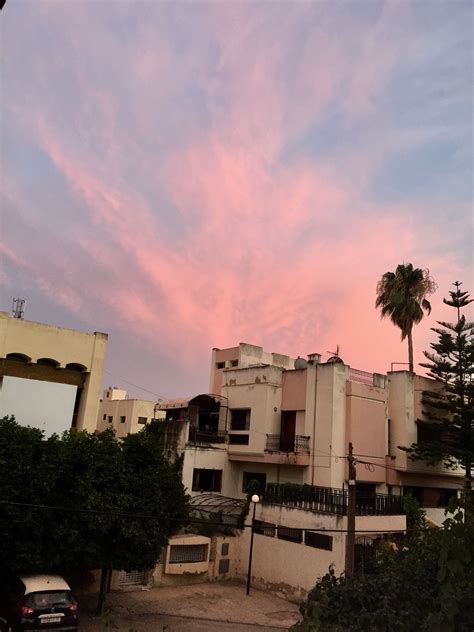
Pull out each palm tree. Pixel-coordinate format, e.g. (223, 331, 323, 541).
(375, 263, 437, 372)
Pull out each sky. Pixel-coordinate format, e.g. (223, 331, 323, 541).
(1, 1, 472, 400)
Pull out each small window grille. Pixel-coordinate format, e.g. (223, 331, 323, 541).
(138, 416, 147, 425)
(305, 531, 333, 551)
(277, 525, 302, 543)
(120, 416, 126, 424)
(254, 520, 276, 537)
(108, 416, 113, 423)
(216, 362, 225, 369)
(169, 544, 208, 564)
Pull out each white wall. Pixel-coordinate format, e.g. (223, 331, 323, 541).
(0, 376, 77, 437)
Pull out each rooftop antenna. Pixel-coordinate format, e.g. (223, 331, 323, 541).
(327, 344, 340, 358)
(12, 298, 26, 319)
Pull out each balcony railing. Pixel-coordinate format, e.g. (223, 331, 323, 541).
(188, 427, 227, 445)
(265, 434, 310, 454)
(263, 483, 405, 516)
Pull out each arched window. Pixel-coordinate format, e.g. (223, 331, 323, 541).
(6, 353, 31, 363)
(65, 363, 87, 372)
(37, 358, 60, 368)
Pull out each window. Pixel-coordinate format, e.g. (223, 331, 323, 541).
(305, 532, 333, 551)
(221, 543, 229, 556)
(438, 488, 457, 508)
(254, 520, 276, 537)
(277, 525, 302, 543)
(108, 416, 113, 423)
(230, 360, 238, 367)
(138, 416, 147, 425)
(242, 472, 267, 493)
(192, 469, 222, 492)
(417, 421, 442, 444)
(103, 414, 107, 421)
(216, 362, 225, 369)
(169, 544, 208, 564)
(230, 409, 251, 430)
(229, 434, 249, 445)
(120, 416, 126, 424)
(106, 392, 110, 398)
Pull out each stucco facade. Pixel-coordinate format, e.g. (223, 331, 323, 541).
(96, 387, 164, 437)
(0, 312, 107, 432)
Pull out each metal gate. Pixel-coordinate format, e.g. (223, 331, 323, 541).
(118, 570, 146, 587)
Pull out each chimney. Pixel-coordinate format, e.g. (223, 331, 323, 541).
(307, 353, 321, 365)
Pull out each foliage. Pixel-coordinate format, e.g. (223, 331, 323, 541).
(375, 263, 437, 371)
(402, 282, 474, 488)
(0, 416, 189, 577)
(291, 497, 474, 632)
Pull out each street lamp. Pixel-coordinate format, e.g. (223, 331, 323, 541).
(246, 494, 260, 595)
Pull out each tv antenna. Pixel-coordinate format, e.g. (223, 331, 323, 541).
(12, 298, 26, 319)
(327, 344, 340, 358)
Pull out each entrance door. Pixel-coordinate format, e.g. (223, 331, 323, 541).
(280, 411, 296, 452)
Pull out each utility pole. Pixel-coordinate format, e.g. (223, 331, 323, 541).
(345, 442, 357, 577)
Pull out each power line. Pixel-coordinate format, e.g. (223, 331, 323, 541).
(104, 370, 166, 399)
(0, 500, 407, 534)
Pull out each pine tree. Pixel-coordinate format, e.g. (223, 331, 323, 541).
(403, 282, 474, 490)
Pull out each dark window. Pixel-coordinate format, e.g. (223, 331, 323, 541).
(192, 469, 222, 492)
(221, 543, 229, 556)
(218, 559, 230, 574)
(387, 418, 391, 455)
(216, 362, 225, 369)
(230, 360, 238, 367)
(120, 416, 126, 424)
(103, 414, 107, 421)
(254, 520, 276, 537)
(305, 531, 333, 551)
(230, 409, 250, 430)
(169, 544, 208, 563)
(138, 416, 147, 425)
(6, 353, 30, 363)
(37, 358, 60, 368)
(65, 363, 86, 372)
(438, 488, 457, 507)
(277, 525, 302, 543)
(106, 392, 110, 398)
(108, 416, 113, 423)
(417, 421, 442, 444)
(229, 434, 249, 445)
(242, 472, 267, 493)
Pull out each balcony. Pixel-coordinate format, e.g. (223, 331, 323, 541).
(265, 434, 310, 454)
(188, 427, 227, 445)
(263, 483, 405, 516)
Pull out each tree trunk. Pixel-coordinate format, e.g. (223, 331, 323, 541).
(407, 328, 414, 372)
(97, 567, 110, 615)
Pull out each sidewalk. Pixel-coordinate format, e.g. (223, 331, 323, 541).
(81, 581, 301, 630)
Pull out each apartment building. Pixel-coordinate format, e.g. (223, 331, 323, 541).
(159, 343, 462, 519)
(96, 387, 165, 438)
(0, 311, 107, 434)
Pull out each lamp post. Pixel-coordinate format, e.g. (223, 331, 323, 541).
(246, 494, 260, 595)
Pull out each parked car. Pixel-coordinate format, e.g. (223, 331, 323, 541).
(0, 575, 78, 631)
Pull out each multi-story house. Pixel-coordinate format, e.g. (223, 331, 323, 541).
(96, 387, 165, 438)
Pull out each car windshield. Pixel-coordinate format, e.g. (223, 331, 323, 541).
(26, 591, 72, 608)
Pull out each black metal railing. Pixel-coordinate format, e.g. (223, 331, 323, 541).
(265, 434, 311, 454)
(262, 483, 404, 516)
(188, 427, 227, 444)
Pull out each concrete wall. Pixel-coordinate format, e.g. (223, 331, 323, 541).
(346, 381, 387, 484)
(182, 446, 229, 495)
(96, 392, 163, 437)
(281, 370, 306, 411)
(0, 312, 107, 432)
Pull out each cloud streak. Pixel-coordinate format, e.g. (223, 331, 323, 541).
(1, 1, 472, 395)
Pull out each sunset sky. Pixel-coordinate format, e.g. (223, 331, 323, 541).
(1, 1, 472, 399)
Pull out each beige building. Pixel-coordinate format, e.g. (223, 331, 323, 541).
(96, 387, 164, 438)
(0, 312, 107, 433)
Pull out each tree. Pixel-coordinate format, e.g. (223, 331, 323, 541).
(375, 263, 437, 372)
(0, 416, 189, 611)
(402, 282, 474, 491)
(291, 496, 474, 632)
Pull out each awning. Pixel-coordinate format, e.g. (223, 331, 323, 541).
(157, 393, 227, 411)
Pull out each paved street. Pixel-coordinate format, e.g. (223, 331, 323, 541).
(80, 582, 301, 631)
